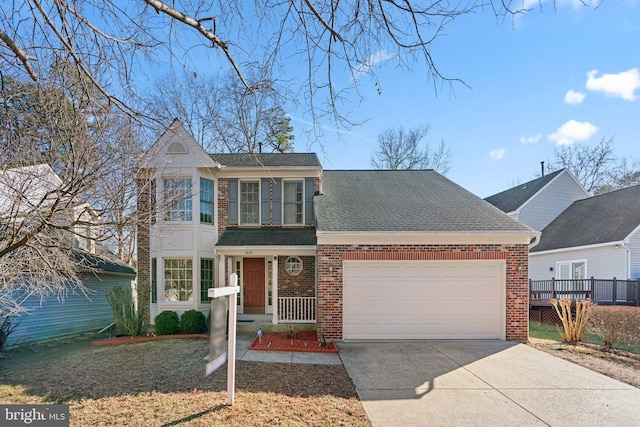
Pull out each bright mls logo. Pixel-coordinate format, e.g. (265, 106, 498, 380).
(1, 405, 69, 426)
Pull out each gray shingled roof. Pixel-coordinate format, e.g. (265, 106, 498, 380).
(216, 227, 317, 247)
(484, 169, 564, 213)
(74, 251, 136, 275)
(315, 170, 534, 233)
(209, 153, 321, 168)
(531, 184, 640, 252)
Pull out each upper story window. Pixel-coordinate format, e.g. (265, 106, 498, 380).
(283, 180, 303, 225)
(164, 178, 192, 222)
(240, 181, 259, 225)
(200, 178, 214, 224)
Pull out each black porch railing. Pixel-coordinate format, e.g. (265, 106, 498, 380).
(530, 277, 640, 306)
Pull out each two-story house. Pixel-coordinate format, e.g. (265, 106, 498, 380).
(1, 164, 136, 347)
(137, 120, 538, 342)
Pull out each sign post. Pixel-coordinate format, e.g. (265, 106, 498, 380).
(205, 273, 240, 405)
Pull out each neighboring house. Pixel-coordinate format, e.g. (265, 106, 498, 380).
(8, 254, 136, 347)
(1, 164, 136, 347)
(136, 120, 538, 342)
(529, 184, 640, 282)
(484, 168, 590, 232)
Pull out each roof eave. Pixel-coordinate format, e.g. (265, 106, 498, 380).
(214, 245, 317, 256)
(316, 231, 539, 245)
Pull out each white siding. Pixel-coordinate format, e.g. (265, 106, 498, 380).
(530, 245, 628, 280)
(628, 229, 640, 279)
(519, 171, 589, 232)
(7, 273, 134, 347)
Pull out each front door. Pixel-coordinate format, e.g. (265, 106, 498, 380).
(243, 258, 265, 314)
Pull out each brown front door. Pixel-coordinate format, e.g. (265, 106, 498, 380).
(243, 258, 265, 312)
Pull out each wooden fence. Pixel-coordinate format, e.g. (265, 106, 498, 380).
(530, 277, 640, 306)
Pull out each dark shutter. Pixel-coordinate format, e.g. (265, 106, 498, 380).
(305, 178, 315, 225)
(272, 179, 282, 225)
(228, 179, 238, 225)
(261, 179, 271, 225)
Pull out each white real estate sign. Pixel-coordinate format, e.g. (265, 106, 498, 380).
(205, 273, 240, 405)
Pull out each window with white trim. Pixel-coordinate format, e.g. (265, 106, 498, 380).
(163, 178, 192, 221)
(200, 178, 214, 224)
(556, 260, 586, 279)
(240, 181, 259, 225)
(200, 258, 214, 302)
(285, 256, 303, 276)
(164, 258, 193, 302)
(283, 180, 303, 225)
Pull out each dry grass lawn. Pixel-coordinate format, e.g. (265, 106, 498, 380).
(0, 337, 369, 426)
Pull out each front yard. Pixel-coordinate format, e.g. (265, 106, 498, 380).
(0, 337, 369, 426)
(529, 320, 640, 389)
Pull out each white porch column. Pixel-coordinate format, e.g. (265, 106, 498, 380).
(216, 253, 226, 287)
(272, 255, 278, 324)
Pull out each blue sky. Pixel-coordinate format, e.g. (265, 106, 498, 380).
(287, 1, 640, 198)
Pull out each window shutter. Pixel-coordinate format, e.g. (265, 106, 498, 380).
(228, 179, 238, 225)
(272, 179, 282, 225)
(261, 179, 271, 225)
(305, 178, 315, 225)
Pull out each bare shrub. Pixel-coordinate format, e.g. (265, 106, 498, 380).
(589, 307, 640, 348)
(0, 315, 19, 349)
(550, 298, 595, 343)
(106, 287, 145, 337)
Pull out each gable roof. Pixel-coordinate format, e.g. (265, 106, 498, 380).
(209, 153, 321, 168)
(531, 184, 640, 253)
(484, 169, 565, 213)
(315, 170, 534, 234)
(139, 119, 221, 169)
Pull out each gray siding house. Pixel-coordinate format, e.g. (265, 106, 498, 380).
(529, 184, 640, 282)
(484, 169, 590, 232)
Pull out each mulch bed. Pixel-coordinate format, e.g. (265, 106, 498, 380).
(91, 334, 209, 347)
(248, 330, 338, 353)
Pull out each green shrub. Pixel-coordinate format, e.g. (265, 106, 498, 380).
(180, 310, 207, 334)
(154, 311, 181, 335)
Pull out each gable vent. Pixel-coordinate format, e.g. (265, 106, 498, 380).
(167, 141, 188, 154)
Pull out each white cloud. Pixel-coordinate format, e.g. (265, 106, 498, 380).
(548, 120, 598, 146)
(520, 134, 541, 144)
(586, 69, 640, 101)
(489, 149, 506, 161)
(564, 89, 586, 105)
(353, 50, 394, 80)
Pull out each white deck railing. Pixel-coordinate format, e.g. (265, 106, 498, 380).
(277, 297, 316, 323)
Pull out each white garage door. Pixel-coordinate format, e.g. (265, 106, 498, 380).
(343, 260, 505, 340)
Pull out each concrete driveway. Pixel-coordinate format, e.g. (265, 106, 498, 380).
(338, 341, 640, 426)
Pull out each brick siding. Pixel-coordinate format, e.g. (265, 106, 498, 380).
(277, 255, 315, 298)
(317, 243, 530, 342)
(135, 177, 151, 325)
(217, 178, 229, 235)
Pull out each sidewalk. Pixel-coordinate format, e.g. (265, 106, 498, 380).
(232, 331, 342, 365)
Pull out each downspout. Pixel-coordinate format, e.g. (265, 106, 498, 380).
(621, 241, 631, 279)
